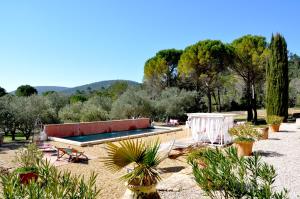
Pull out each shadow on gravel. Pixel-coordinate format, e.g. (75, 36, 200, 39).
(278, 130, 297, 133)
(268, 138, 281, 140)
(0, 143, 26, 154)
(159, 166, 185, 173)
(254, 150, 284, 157)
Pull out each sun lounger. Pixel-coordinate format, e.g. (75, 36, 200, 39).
(56, 147, 88, 162)
(158, 139, 175, 159)
(167, 119, 179, 126)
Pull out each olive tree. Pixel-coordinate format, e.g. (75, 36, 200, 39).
(15, 96, 56, 140)
(154, 87, 197, 121)
(59, 102, 83, 123)
(110, 89, 153, 119)
(0, 96, 19, 140)
(80, 96, 110, 122)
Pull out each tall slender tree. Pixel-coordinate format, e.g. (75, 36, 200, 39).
(231, 35, 269, 123)
(266, 33, 289, 120)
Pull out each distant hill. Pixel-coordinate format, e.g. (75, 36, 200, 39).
(11, 80, 141, 95)
(35, 86, 70, 94)
(62, 80, 140, 94)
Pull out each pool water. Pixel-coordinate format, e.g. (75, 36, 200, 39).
(63, 128, 168, 142)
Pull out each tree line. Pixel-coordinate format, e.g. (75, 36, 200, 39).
(144, 34, 300, 122)
(0, 33, 299, 140)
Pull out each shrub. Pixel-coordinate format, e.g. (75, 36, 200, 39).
(154, 87, 197, 121)
(14, 143, 43, 168)
(110, 89, 153, 119)
(80, 103, 109, 122)
(189, 147, 288, 199)
(229, 124, 260, 142)
(1, 144, 100, 199)
(267, 115, 284, 125)
(59, 102, 83, 122)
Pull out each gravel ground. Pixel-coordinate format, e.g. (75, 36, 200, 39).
(158, 123, 300, 199)
(253, 123, 300, 198)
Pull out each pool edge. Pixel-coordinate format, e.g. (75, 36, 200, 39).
(48, 126, 182, 147)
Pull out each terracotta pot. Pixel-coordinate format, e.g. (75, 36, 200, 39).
(269, 124, 280, 132)
(123, 183, 160, 199)
(255, 127, 269, 140)
(19, 172, 38, 184)
(234, 141, 254, 156)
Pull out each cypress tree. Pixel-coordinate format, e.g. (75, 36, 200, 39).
(266, 33, 289, 120)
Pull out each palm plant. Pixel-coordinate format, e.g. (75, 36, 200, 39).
(102, 139, 163, 198)
(103, 139, 163, 186)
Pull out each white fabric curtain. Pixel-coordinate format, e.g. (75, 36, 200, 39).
(188, 113, 234, 145)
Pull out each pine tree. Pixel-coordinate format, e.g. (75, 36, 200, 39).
(266, 33, 289, 120)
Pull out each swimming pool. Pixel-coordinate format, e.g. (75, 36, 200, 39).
(49, 126, 182, 146)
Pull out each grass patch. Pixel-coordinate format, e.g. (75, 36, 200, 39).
(3, 132, 28, 143)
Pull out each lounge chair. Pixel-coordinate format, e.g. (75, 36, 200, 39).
(158, 139, 175, 159)
(56, 147, 88, 162)
(165, 119, 179, 126)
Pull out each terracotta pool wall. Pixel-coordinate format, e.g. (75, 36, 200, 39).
(44, 118, 151, 138)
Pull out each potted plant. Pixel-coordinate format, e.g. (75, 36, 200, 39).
(254, 125, 269, 140)
(14, 166, 38, 184)
(267, 115, 284, 133)
(102, 139, 163, 199)
(13, 144, 42, 184)
(229, 124, 260, 156)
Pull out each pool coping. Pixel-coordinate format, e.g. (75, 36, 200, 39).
(48, 126, 182, 147)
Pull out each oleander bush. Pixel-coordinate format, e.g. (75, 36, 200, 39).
(0, 144, 100, 199)
(188, 147, 288, 199)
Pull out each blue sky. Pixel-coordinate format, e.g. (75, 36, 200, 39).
(0, 0, 299, 91)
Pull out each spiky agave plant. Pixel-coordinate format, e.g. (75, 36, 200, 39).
(102, 139, 163, 186)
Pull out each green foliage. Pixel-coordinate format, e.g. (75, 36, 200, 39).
(15, 85, 38, 97)
(229, 124, 260, 142)
(42, 91, 57, 96)
(144, 49, 182, 93)
(59, 96, 110, 122)
(102, 139, 163, 186)
(0, 86, 7, 97)
(106, 81, 130, 100)
(70, 94, 87, 104)
(80, 103, 109, 122)
(0, 95, 19, 140)
(189, 147, 288, 199)
(288, 53, 300, 79)
(44, 92, 69, 120)
(110, 89, 153, 119)
(266, 33, 289, 120)
(1, 145, 100, 199)
(178, 40, 234, 112)
(14, 143, 43, 168)
(266, 115, 284, 125)
(59, 102, 83, 122)
(154, 87, 197, 121)
(231, 35, 269, 122)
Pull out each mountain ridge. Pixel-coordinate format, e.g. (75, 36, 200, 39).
(11, 79, 140, 94)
